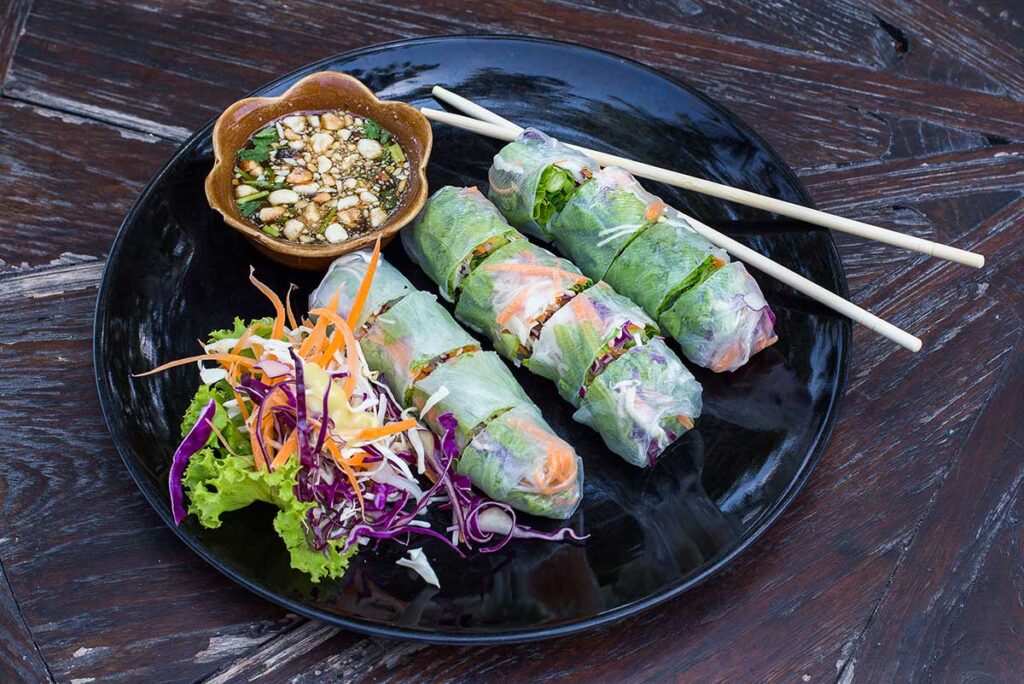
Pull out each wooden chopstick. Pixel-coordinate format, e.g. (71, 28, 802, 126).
(430, 86, 983, 269)
(421, 98, 923, 352)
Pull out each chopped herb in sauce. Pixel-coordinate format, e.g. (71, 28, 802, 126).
(231, 110, 412, 244)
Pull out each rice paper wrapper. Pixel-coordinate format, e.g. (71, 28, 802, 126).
(604, 213, 726, 316)
(528, 281, 657, 405)
(402, 186, 520, 301)
(487, 128, 598, 241)
(456, 239, 591, 362)
(410, 350, 533, 449)
(308, 251, 414, 328)
(660, 262, 778, 373)
(361, 290, 479, 402)
(548, 166, 664, 280)
(574, 338, 702, 467)
(459, 405, 583, 519)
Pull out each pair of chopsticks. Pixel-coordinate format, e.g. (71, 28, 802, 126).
(420, 86, 987, 353)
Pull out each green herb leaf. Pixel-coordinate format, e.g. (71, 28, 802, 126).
(262, 224, 281, 237)
(253, 125, 279, 140)
(237, 146, 270, 162)
(362, 118, 391, 143)
(237, 199, 265, 217)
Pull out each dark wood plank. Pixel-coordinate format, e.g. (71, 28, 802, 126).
(0, 557, 52, 682)
(18, 0, 1024, 167)
(0, 100, 176, 269)
(0, 263, 299, 683)
(841, 332, 1024, 682)
(0, 0, 33, 87)
(861, 0, 1024, 99)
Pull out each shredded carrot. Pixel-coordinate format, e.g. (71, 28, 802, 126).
(354, 418, 418, 442)
(570, 295, 599, 328)
(324, 439, 365, 514)
(710, 342, 745, 373)
(645, 199, 666, 222)
(299, 289, 339, 357)
(134, 353, 256, 377)
(677, 415, 695, 430)
(230, 327, 253, 356)
(248, 417, 267, 471)
(347, 237, 381, 329)
(496, 289, 530, 325)
(284, 284, 299, 331)
(507, 417, 578, 495)
(249, 267, 286, 340)
(712, 256, 727, 268)
(308, 307, 361, 398)
(483, 263, 584, 281)
(271, 431, 298, 469)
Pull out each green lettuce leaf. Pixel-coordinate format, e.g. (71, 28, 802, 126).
(273, 506, 358, 583)
(181, 382, 249, 456)
(179, 360, 356, 583)
(533, 166, 577, 226)
(208, 316, 276, 345)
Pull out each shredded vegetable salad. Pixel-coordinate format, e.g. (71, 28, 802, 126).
(138, 241, 584, 584)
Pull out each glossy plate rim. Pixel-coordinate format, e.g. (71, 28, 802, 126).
(93, 34, 851, 645)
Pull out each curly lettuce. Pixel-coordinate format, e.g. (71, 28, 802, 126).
(177, 346, 356, 583)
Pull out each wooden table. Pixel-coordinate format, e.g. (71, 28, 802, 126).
(2, 1, 1021, 681)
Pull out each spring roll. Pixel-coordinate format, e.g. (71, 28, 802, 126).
(574, 338, 702, 467)
(308, 251, 414, 328)
(459, 404, 583, 519)
(361, 290, 479, 403)
(402, 186, 521, 301)
(456, 239, 591, 363)
(528, 282, 658, 405)
(409, 350, 531, 449)
(547, 166, 664, 281)
(659, 262, 778, 373)
(604, 212, 727, 316)
(487, 129, 599, 240)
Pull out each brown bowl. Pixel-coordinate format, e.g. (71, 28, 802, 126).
(205, 72, 432, 271)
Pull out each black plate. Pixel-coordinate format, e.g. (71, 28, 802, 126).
(94, 36, 850, 643)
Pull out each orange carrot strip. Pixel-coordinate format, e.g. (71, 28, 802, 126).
(645, 199, 666, 221)
(354, 418, 418, 441)
(249, 267, 286, 340)
(507, 417, 577, 495)
(284, 284, 299, 331)
(271, 432, 298, 469)
(324, 439, 365, 514)
(496, 289, 530, 325)
(298, 289, 339, 356)
(248, 418, 267, 471)
(347, 236, 381, 329)
(134, 353, 256, 377)
(570, 295, 599, 327)
(230, 327, 253, 355)
(308, 307, 360, 397)
(482, 263, 585, 281)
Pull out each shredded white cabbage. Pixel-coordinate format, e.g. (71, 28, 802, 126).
(396, 548, 440, 587)
(418, 385, 450, 418)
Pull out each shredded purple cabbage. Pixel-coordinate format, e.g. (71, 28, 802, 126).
(170, 399, 215, 525)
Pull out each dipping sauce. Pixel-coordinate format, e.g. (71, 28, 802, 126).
(232, 110, 412, 244)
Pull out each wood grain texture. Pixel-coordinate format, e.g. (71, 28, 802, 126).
(0, 100, 175, 270)
(0, 0, 32, 87)
(0, 557, 52, 683)
(1, 0, 1023, 681)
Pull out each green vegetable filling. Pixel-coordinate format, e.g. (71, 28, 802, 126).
(533, 165, 579, 226)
